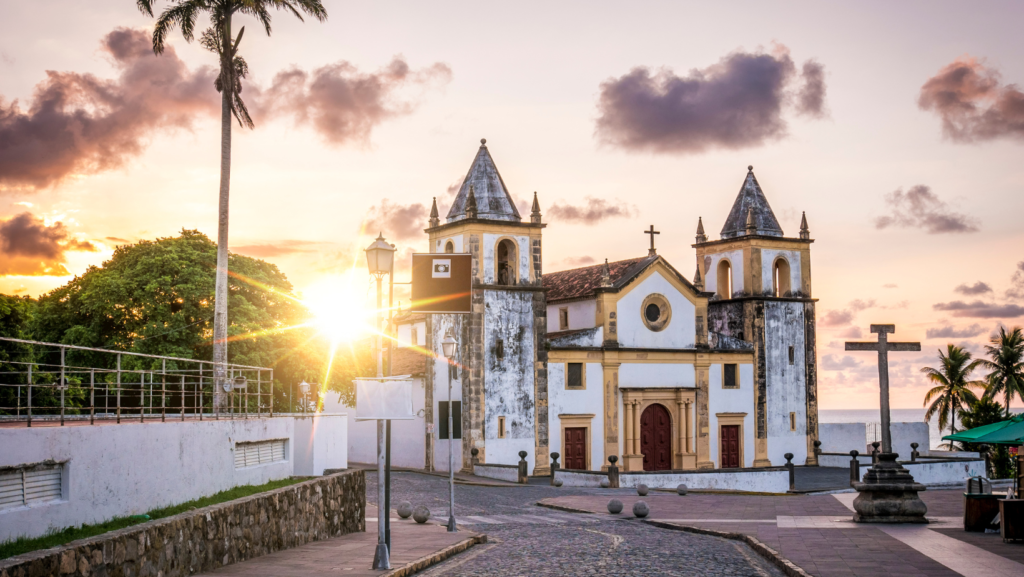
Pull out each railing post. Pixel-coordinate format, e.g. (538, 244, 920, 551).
(140, 371, 145, 423)
(116, 353, 122, 424)
(256, 371, 262, 417)
(161, 360, 166, 423)
(90, 369, 95, 425)
(607, 455, 620, 488)
(269, 369, 274, 418)
(27, 363, 32, 428)
(60, 346, 65, 426)
(181, 375, 185, 421)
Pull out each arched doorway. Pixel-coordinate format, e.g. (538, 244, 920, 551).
(640, 404, 672, 471)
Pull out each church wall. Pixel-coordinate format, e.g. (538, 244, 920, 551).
(702, 250, 744, 297)
(764, 301, 809, 466)
(615, 272, 697, 349)
(759, 249, 802, 296)
(482, 290, 537, 471)
(546, 299, 597, 332)
(396, 321, 426, 347)
(434, 235, 464, 253)
(708, 363, 756, 468)
(547, 362, 604, 470)
(618, 363, 695, 388)
(482, 233, 531, 284)
(429, 314, 465, 473)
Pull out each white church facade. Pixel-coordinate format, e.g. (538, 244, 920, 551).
(346, 140, 819, 475)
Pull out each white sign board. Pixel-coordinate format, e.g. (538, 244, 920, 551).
(354, 377, 415, 421)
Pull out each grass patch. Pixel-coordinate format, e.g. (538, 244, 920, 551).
(0, 477, 305, 561)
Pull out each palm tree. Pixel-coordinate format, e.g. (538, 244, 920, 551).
(980, 326, 1024, 416)
(922, 344, 985, 445)
(137, 1, 327, 408)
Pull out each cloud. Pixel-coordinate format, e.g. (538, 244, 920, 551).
(1007, 262, 1024, 300)
(104, 236, 130, 243)
(883, 283, 898, 289)
(0, 212, 97, 275)
(233, 240, 328, 258)
(874, 185, 979, 234)
(955, 281, 993, 296)
(926, 324, 986, 339)
(547, 197, 637, 224)
(0, 28, 218, 190)
(933, 300, 1024, 318)
(560, 256, 596, 267)
(918, 56, 1024, 143)
(594, 45, 827, 153)
(255, 58, 451, 146)
(364, 199, 428, 241)
(849, 299, 876, 312)
(837, 326, 863, 339)
(820, 309, 854, 327)
(821, 354, 863, 371)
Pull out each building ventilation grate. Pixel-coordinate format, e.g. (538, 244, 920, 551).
(0, 464, 63, 510)
(234, 439, 286, 469)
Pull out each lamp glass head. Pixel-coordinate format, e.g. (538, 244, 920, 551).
(364, 233, 396, 276)
(441, 334, 457, 358)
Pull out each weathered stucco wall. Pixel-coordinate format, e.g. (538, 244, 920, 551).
(429, 314, 465, 473)
(434, 235, 464, 254)
(472, 463, 521, 483)
(759, 249, 802, 296)
(396, 321, 427, 347)
(548, 363, 604, 468)
(703, 250, 745, 297)
(615, 272, 696, 349)
(546, 299, 597, 331)
(708, 363, 756, 468)
(764, 300, 808, 466)
(482, 233, 531, 284)
(819, 423, 866, 454)
(902, 459, 985, 485)
(0, 418, 295, 542)
(0, 471, 365, 577)
(553, 468, 790, 493)
(483, 290, 536, 471)
(292, 414, 348, 476)
(618, 363, 696, 388)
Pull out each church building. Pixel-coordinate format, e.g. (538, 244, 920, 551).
(351, 139, 819, 475)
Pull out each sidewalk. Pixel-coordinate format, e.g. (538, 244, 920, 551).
(201, 519, 484, 577)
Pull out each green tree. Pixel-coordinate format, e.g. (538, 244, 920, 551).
(137, 1, 328, 407)
(959, 397, 1014, 479)
(922, 344, 985, 446)
(980, 326, 1024, 416)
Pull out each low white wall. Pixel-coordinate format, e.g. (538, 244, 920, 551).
(473, 463, 520, 483)
(293, 414, 348, 476)
(819, 423, 866, 454)
(902, 459, 985, 485)
(818, 454, 857, 468)
(888, 422, 929, 459)
(0, 418, 295, 542)
(926, 449, 980, 459)
(553, 469, 791, 493)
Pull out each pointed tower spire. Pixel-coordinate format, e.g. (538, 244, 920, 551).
(720, 165, 784, 239)
(745, 206, 757, 235)
(693, 265, 704, 291)
(446, 139, 521, 222)
(799, 211, 810, 240)
(428, 197, 440, 228)
(600, 258, 612, 287)
(531, 191, 542, 224)
(466, 185, 478, 219)
(695, 216, 707, 243)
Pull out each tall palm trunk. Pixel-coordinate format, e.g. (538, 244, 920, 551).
(212, 13, 233, 411)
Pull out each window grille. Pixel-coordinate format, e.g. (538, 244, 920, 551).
(724, 364, 738, 388)
(0, 463, 63, 510)
(567, 363, 583, 389)
(234, 439, 287, 469)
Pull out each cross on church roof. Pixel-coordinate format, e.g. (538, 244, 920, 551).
(645, 225, 660, 256)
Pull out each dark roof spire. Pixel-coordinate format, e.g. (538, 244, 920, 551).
(695, 216, 707, 243)
(601, 258, 612, 287)
(466, 185, 478, 219)
(531, 191, 542, 224)
(720, 166, 784, 239)
(693, 265, 704, 291)
(446, 139, 521, 223)
(428, 197, 440, 228)
(799, 211, 810, 240)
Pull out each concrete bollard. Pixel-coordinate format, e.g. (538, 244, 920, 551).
(607, 455, 620, 488)
(910, 443, 919, 462)
(550, 452, 560, 486)
(812, 440, 822, 466)
(871, 441, 880, 464)
(849, 450, 860, 486)
(607, 499, 623, 514)
(677, 484, 688, 496)
(637, 484, 649, 496)
(471, 447, 479, 469)
(397, 501, 413, 519)
(784, 453, 795, 491)
(632, 501, 649, 518)
(518, 450, 529, 484)
(413, 505, 431, 524)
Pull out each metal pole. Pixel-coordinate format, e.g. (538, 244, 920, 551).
(60, 346, 65, 426)
(116, 353, 122, 424)
(447, 358, 457, 532)
(90, 370, 95, 425)
(140, 372, 146, 423)
(161, 360, 166, 423)
(27, 363, 32, 428)
(181, 375, 185, 421)
(385, 419, 391, 551)
(371, 273, 389, 571)
(199, 364, 204, 421)
(257, 371, 261, 417)
(269, 369, 274, 418)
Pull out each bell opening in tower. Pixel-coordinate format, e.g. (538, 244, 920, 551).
(497, 239, 517, 285)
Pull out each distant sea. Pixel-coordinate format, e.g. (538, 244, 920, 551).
(820, 408, 1023, 451)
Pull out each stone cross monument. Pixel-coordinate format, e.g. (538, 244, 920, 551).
(845, 324, 927, 523)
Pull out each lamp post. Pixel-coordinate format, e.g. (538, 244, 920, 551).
(298, 380, 310, 413)
(366, 233, 396, 570)
(441, 331, 458, 532)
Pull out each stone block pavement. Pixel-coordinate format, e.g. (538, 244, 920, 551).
(200, 519, 484, 577)
(540, 489, 1024, 577)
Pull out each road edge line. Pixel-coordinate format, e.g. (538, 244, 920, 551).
(383, 535, 488, 577)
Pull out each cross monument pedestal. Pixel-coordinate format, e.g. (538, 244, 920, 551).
(846, 324, 928, 524)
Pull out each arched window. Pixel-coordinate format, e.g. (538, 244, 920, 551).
(717, 260, 733, 299)
(773, 258, 791, 297)
(497, 239, 517, 285)
(444, 240, 454, 254)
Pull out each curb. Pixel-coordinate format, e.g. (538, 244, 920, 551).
(383, 534, 488, 577)
(643, 520, 812, 577)
(535, 500, 595, 514)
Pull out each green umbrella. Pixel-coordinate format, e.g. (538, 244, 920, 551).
(972, 416, 1024, 446)
(942, 417, 1018, 443)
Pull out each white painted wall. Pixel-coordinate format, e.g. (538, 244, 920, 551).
(760, 249, 802, 296)
(434, 236, 464, 254)
(615, 271, 696, 349)
(619, 363, 696, 388)
(548, 363, 604, 469)
(887, 422, 930, 459)
(703, 250, 744, 296)
(554, 468, 790, 493)
(335, 379, 427, 470)
(708, 363, 756, 468)
(546, 299, 597, 331)
(473, 464, 520, 483)
(819, 423, 867, 454)
(396, 321, 427, 347)
(293, 414, 348, 475)
(902, 459, 985, 485)
(482, 233, 531, 284)
(764, 300, 808, 466)
(0, 418, 295, 542)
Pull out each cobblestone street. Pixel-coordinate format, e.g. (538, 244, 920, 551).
(368, 472, 786, 576)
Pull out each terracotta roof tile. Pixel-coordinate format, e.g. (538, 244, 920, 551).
(385, 347, 429, 377)
(542, 256, 656, 302)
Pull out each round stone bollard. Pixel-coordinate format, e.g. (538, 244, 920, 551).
(607, 499, 623, 514)
(413, 505, 431, 524)
(553, 478, 563, 487)
(637, 484, 649, 496)
(397, 501, 413, 519)
(632, 500, 650, 518)
(676, 484, 688, 496)
(600, 479, 611, 488)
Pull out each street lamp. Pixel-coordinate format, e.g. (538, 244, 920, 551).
(365, 233, 396, 570)
(441, 331, 458, 532)
(298, 380, 310, 413)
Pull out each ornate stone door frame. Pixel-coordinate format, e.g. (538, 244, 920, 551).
(620, 387, 697, 472)
(559, 413, 595, 471)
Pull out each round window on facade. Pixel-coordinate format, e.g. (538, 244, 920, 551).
(641, 293, 671, 332)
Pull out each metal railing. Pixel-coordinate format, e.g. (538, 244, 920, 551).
(0, 337, 273, 426)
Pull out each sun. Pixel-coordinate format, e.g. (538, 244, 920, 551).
(301, 271, 373, 344)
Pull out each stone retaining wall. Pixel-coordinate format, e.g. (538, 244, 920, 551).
(473, 463, 521, 483)
(0, 470, 365, 577)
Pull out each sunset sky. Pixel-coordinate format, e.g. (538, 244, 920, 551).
(2, 1, 1023, 410)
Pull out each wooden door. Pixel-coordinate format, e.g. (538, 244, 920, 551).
(564, 427, 587, 470)
(640, 404, 672, 471)
(721, 425, 740, 468)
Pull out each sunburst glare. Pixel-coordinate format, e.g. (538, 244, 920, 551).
(301, 271, 374, 344)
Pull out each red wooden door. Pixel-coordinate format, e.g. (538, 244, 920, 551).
(564, 427, 587, 470)
(721, 425, 740, 468)
(640, 404, 672, 471)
